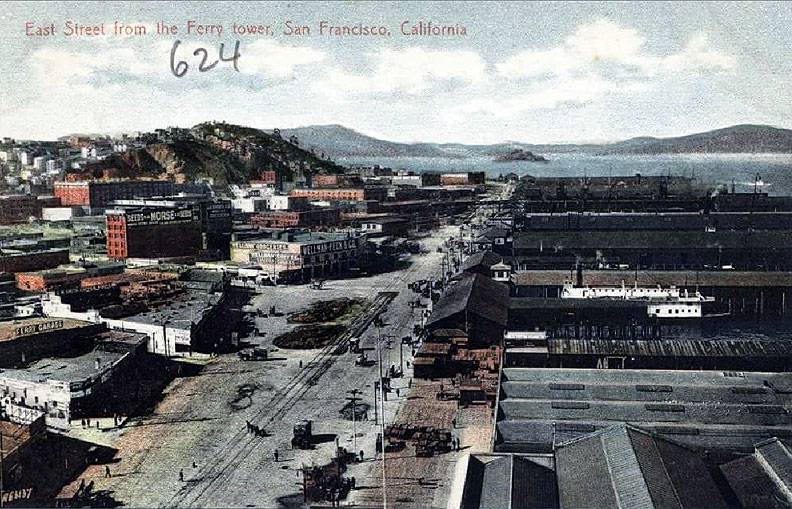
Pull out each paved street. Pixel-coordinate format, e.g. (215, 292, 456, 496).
(60, 224, 465, 508)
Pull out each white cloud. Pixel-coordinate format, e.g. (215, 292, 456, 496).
(496, 18, 734, 79)
(659, 34, 736, 73)
(321, 47, 487, 96)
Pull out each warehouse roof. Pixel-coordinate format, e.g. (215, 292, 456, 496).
(510, 297, 647, 311)
(461, 251, 503, 273)
(513, 230, 792, 250)
(546, 338, 792, 358)
(512, 269, 792, 288)
(719, 438, 792, 509)
(427, 273, 509, 328)
(461, 454, 558, 509)
(555, 424, 728, 509)
(496, 369, 792, 453)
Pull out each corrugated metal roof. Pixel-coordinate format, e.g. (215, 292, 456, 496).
(427, 273, 509, 327)
(547, 338, 792, 358)
(512, 269, 792, 288)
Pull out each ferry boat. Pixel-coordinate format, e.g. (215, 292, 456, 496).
(561, 280, 716, 319)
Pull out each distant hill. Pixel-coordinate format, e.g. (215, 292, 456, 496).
(602, 124, 792, 154)
(278, 125, 460, 158)
(279, 124, 792, 158)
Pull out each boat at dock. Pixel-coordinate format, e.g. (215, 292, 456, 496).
(561, 280, 716, 319)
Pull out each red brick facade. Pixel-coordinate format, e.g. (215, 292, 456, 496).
(54, 181, 175, 208)
(16, 271, 84, 292)
(290, 187, 387, 202)
(106, 208, 203, 260)
(249, 208, 341, 229)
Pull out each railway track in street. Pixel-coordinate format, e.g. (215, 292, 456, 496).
(165, 291, 397, 507)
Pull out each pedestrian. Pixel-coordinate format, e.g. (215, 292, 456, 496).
(359, 450, 364, 462)
(79, 478, 85, 492)
(299, 360, 303, 369)
(452, 418, 456, 428)
(86, 418, 91, 427)
(396, 388, 400, 397)
(81, 418, 86, 428)
(193, 460, 197, 469)
(274, 449, 279, 462)
(104, 466, 111, 478)
(179, 469, 184, 482)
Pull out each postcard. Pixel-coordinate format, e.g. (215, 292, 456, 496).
(0, 2, 791, 508)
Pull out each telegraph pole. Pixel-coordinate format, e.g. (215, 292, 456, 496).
(376, 325, 388, 509)
(373, 381, 379, 424)
(346, 389, 361, 453)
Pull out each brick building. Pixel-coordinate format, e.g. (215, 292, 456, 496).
(312, 174, 364, 188)
(16, 269, 85, 292)
(0, 249, 70, 274)
(290, 186, 388, 202)
(231, 230, 364, 283)
(249, 208, 341, 229)
(440, 172, 486, 186)
(113, 198, 233, 259)
(0, 195, 41, 224)
(105, 206, 203, 260)
(54, 181, 178, 209)
(256, 170, 278, 185)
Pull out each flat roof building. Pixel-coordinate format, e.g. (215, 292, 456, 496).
(105, 205, 203, 260)
(231, 230, 364, 283)
(495, 368, 792, 453)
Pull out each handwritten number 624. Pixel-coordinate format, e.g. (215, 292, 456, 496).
(170, 40, 241, 77)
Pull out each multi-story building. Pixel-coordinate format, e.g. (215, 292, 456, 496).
(105, 205, 203, 260)
(53, 180, 197, 210)
(249, 208, 341, 229)
(0, 249, 70, 274)
(231, 230, 364, 283)
(0, 195, 41, 224)
(289, 186, 388, 203)
(112, 197, 233, 259)
(0, 328, 146, 430)
(312, 174, 364, 188)
(440, 171, 486, 186)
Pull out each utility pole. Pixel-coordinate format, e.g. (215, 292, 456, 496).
(1, 427, 4, 508)
(373, 381, 379, 424)
(346, 389, 361, 453)
(399, 340, 404, 375)
(376, 324, 388, 509)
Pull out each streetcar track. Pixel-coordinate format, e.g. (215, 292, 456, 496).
(166, 291, 396, 507)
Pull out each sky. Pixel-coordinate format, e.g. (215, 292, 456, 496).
(0, 1, 790, 144)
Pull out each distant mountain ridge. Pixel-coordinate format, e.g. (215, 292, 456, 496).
(279, 124, 792, 158)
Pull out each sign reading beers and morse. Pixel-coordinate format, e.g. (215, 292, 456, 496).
(125, 207, 199, 226)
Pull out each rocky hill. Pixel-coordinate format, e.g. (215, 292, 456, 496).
(76, 122, 346, 185)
